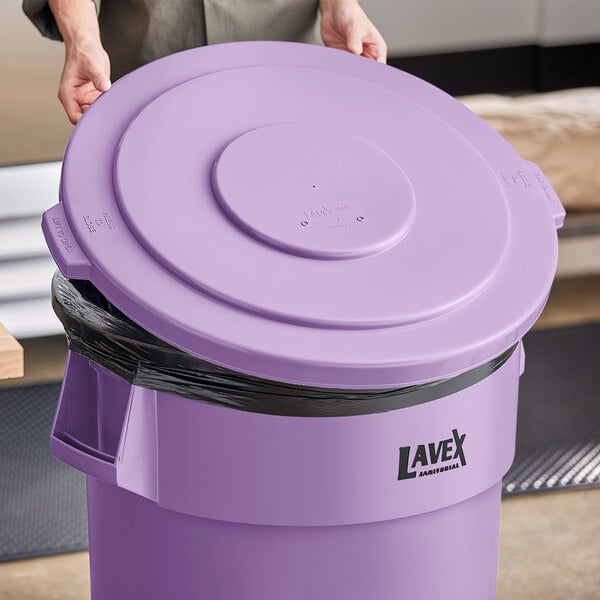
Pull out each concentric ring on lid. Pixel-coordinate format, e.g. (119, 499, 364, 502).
(48, 42, 560, 387)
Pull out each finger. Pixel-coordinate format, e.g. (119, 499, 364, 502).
(66, 102, 83, 124)
(346, 31, 364, 56)
(65, 99, 83, 124)
(80, 101, 96, 114)
(362, 33, 387, 63)
(58, 87, 83, 124)
(81, 57, 111, 92)
(363, 43, 386, 63)
(375, 39, 387, 63)
(88, 64, 111, 93)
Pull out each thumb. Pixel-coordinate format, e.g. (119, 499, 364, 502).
(88, 60, 111, 92)
(93, 72, 111, 93)
(347, 35, 363, 56)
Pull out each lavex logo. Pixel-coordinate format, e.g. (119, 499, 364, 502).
(398, 429, 467, 481)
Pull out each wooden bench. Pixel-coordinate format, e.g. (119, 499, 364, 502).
(0, 322, 23, 380)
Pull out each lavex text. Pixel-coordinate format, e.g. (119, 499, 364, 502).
(398, 429, 467, 480)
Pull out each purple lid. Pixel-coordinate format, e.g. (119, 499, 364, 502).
(42, 42, 564, 388)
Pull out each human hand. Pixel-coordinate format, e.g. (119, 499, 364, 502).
(59, 38, 111, 124)
(48, 0, 111, 124)
(320, 0, 387, 63)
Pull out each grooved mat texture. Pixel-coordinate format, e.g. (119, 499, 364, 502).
(0, 382, 87, 562)
(503, 324, 600, 495)
(0, 324, 598, 561)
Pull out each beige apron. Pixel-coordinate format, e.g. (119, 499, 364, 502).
(23, 0, 321, 80)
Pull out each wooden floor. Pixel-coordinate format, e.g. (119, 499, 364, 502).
(0, 487, 597, 600)
(0, 274, 599, 599)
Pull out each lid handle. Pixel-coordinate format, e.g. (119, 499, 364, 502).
(524, 161, 566, 229)
(42, 203, 92, 278)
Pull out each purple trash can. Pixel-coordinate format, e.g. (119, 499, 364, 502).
(42, 42, 564, 600)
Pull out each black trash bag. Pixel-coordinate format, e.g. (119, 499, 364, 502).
(52, 271, 515, 417)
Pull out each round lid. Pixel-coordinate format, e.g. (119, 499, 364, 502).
(45, 42, 563, 388)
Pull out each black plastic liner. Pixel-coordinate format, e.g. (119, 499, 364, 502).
(52, 271, 516, 417)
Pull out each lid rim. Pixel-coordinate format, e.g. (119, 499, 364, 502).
(50, 41, 560, 388)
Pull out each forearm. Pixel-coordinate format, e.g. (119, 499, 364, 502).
(48, 0, 100, 46)
(319, 0, 360, 14)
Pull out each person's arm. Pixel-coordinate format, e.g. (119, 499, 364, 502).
(48, 0, 111, 124)
(319, 0, 387, 63)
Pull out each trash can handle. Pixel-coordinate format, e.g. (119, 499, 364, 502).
(51, 418, 118, 485)
(50, 353, 128, 485)
(42, 203, 92, 279)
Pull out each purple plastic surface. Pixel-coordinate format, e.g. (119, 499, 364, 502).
(43, 42, 565, 600)
(54, 348, 519, 598)
(212, 122, 416, 262)
(42, 41, 564, 388)
(54, 346, 521, 526)
(87, 477, 502, 600)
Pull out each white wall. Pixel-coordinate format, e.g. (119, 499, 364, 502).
(0, 163, 63, 338)
(362, 0, 538, 55)
(0, 2, 71, 167)
(539, 0, 600, 46)
(362, 0, 600, 56)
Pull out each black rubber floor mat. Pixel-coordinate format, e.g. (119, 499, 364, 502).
(0, 383, 87, 562)
(503, 323, 600, 496)
(0, 323, 598, 561)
